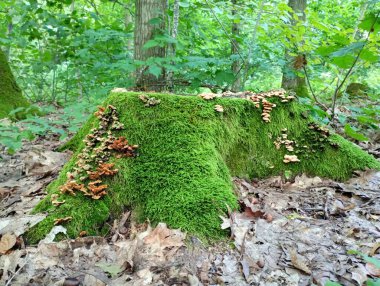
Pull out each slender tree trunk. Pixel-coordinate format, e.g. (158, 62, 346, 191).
(134, 0, 167, 91)
(231, 0, 241, 92)
(167, 0, 179, 91)
(281, 0, 309, 97)
(242, 0, 264, 88)
(125, 6, 134, 53)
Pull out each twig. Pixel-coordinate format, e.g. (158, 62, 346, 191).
(330, 11, 379, 122)
(204, 0, 246, 66)
(203, 0, 244, 62)
(5, 259, 29, 286)
(324, 193, 331, 219)
(303, 66, 328, 110)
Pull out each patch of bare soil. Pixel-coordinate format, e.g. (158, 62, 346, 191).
(0, 122, 379, 286)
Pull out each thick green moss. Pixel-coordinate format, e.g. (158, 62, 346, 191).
(0, 49, 36, 119)
(27, 92, 380, 243)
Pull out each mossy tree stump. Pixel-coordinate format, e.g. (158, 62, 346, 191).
(0, 49, 31, 119)
(28, 92, 380, 243)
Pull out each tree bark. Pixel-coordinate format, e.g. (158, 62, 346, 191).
(281, 0, 309, 97)
(231, 0, 241, 92)
(242, 0, 264, 88)
(0, 48, 30, 118)
(134, 0, 167, 91)
(125, 3, 134, 53)
(167, 0, 179, 91)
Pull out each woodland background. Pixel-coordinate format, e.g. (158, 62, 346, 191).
(0, 0, 379, 152)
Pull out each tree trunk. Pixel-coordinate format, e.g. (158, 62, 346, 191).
(125, 5, 134, 53)
(167, 0, 179, 91)
(134, 0, 167, 91)
(231, 0, 241, 92)
(281, 0, 309, 97)
(242, 0, 264, 88)
(28, 91, 380, 243)
(0, 48, 30, 119)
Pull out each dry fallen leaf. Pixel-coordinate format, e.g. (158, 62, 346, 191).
(264, 213, 273, 222)
(0, 233, 17, 254)
(290, 248, 311, 274)
(79, 231, 87, 237)
(220, 216, 231, 229)
(0, 215, 46, 236)
(54, 217, 72, 225)
(366, 262, 380, 277)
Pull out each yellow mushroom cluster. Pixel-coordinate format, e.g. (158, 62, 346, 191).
(274, 128, 295, 152)
(249, 89, 295, 123)
(283, 154, 300, 163)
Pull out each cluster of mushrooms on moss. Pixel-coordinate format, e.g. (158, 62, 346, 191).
(53, 105, 139, 225)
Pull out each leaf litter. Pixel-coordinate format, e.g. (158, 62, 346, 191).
(0, 111, 380, 285)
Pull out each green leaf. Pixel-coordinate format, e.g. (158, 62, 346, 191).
(359, 13, 380, 33)
(330, 42, 365, 58)
(344, 125, 369, 141)
(284, 170, 292, 180)
(325, 281, 343, 286)
(331, 55, 355, 69)
(8, 107, 26, 116)
(148, 65, 162, 78)
(143, 40, 159, 49)
(313, 21, 330, 32)
(360, 49, 379, 63)
(20, 130, 35, 141)
(367, 278, 380, 286)
(179, 1, 190, 7)
(95, 262, 123, 277)
(148, 17, 162, 25)
(315, 45, 340, 56)
(215, 70, 234, 85)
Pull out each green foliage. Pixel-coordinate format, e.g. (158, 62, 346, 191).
(344, 124, 369, 141)
(0, 0, 378, 143)
(0, 101, 94, 154)
(27, 92, 380, 243)
(325, 282, 343, 286)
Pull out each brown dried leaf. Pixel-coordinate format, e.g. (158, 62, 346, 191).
(79, 231, 87, 237)
(366, 262, 380, 277)
(0, 233, 17, 254)
(143, 223, 185, 249)
(290, 248, 311, 274)
(293, 54, 307, 70)
(54, 217, 72, 225)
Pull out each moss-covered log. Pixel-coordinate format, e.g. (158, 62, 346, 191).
(0, 49, 31, 119)
(27, 92, 380, 243)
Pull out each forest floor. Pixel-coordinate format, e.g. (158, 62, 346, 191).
(0, 110, 380, 286)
